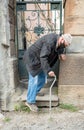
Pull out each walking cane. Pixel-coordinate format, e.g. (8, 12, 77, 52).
(49, 75, 57, 111)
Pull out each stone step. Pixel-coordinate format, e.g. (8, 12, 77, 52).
(16, 87, 58, 107)
(36, 94, 58, 107)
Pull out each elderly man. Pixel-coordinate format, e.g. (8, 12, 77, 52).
(23, 33, 72, 112)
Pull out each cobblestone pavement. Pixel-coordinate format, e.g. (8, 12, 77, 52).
(0, 108, 84, 130)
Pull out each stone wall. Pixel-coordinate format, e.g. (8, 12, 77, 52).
(58, 0, 84, 108)
(63, 0, 84, 35)
(0, 0, 19, 111)
(58, 54, 84, 107)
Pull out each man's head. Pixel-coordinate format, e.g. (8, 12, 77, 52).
(58, 33, 72, 47)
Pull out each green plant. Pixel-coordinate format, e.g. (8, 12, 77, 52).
(19, 103, 30, 112)
(4, 117, 11, 122)
(14, 104, 20, 111)
(14, 103, 30, 112)
(59, 103, 78, 112)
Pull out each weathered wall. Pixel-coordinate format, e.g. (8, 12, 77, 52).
(58, 0, 84, 108)
(64, 0, 84, 35)
(0, 0, 19, 111)
(59, 54, 84, 107)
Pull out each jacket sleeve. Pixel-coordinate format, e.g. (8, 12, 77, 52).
(40, 43, 52, 74)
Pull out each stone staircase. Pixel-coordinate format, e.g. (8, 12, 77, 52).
(16, 78, 59, 107)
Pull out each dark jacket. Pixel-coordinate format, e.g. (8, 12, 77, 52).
(23, 33, 65, 77)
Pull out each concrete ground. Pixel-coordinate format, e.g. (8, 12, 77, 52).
(0, 107, 84, 130)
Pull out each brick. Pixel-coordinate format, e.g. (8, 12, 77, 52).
(10, 41, 16, 56)
(10, 24, 15, 40)
(8, 7, 15, 25)
(9, 0, 14, 9)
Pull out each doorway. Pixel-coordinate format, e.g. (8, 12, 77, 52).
(16, 0, 62, 79)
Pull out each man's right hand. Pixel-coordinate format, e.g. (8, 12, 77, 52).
(48, 71, 56, 77)
(59, 54, 66, 61)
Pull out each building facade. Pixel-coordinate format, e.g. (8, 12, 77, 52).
(0, 0, 84, 111)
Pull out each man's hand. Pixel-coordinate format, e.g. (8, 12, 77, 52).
(48, 71, 55, 77)
(59, 54, 66, 61)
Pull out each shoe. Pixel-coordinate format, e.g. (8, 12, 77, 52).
(25, 102, 38, 112)
(37, 92, 44, 96)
